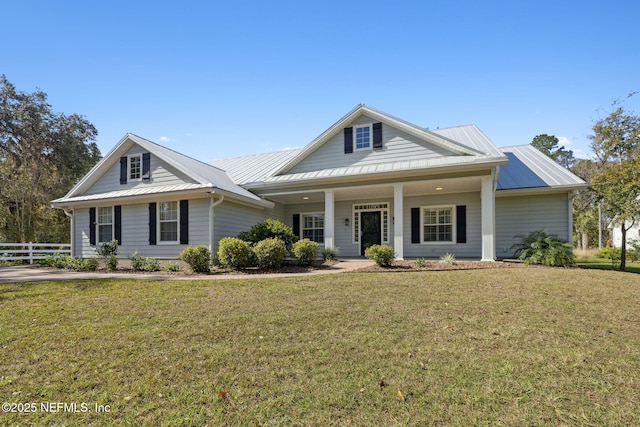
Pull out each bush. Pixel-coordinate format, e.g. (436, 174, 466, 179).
(44, 254, 99, 271)
(322, 247, 339, 262)
(179, 245, 211, 273)
(164, 262, 181, 272)
(217, 237, 253, 270)
(415, 258, 427, 268)
(364, 244, 395, 267)
(596, 246, 621, 260)
(511, 230, 573, 267)
(45, 253, 71, 268)
(292, 238, 319, 266)
(105, 254, 118, 271)
(439, 253, 456, 266)
(129, 251, 161, 272)
(237, 218, 298, 250)
(96, 239, 118, 257)
(253, 238, 286, 269)
(82, 257, 100, 271)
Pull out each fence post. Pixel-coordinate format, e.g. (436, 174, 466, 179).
(29, 242, 34, 265)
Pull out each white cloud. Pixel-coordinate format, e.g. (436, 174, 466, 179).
(158, 136, 175, 143)
(557, 136, 572, 147)
(184, 133, 192, 137)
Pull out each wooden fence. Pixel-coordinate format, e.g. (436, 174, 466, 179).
(0, 243, 72, 264)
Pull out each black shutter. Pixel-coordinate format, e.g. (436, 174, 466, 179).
(114, 205, 122, 245)
(142, 153, 151, 181)
(149, 203, 157, 245)
(120, 157, 128, 184)
(344, 127, 353, 154)
(180, 200, 189, 245)
(292, 214, 300, 237)
(456, 205, 467, 244)
(373, 122, 383, 149)
(411, 208, 420, 244)
(89, 207, 96, 246)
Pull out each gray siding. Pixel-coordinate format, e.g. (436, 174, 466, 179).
(85, 145, 196, 196)
(75, 198, 211, 259)
(288, 115, 456, 174)
(495, 193, 570, 258)
(212, 201, 285, 253)
(403, 192, 482, 259)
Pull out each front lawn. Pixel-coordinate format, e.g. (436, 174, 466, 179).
(1, 268, 640, 426)
(575, 257, 640, 274)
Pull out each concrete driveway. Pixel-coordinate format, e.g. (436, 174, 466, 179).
(0, 260, 374, 284)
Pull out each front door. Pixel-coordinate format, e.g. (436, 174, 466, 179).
(360, 211, 382, 255)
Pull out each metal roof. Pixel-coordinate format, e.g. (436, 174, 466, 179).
(497, 145, 586, 190)
(52, 183, 212, 204)
(211, 149, 301, 185)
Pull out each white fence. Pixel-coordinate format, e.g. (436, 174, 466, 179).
(0, 243, 72, 264)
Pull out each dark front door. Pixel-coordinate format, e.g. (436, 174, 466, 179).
(360, 211, 382, 255)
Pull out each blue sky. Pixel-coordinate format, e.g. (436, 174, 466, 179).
(4, 0, 639, 161)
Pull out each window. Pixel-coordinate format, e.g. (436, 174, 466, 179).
(129, 154, 141, 180)
(422, 206, 454, 242)
(302, 213, 324, 243)
(97, 207, 113, 243)
(355, 125, 371, 150)
(159, 201, 178, 242)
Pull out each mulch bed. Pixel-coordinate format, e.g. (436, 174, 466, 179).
(354, 260, 535, 273)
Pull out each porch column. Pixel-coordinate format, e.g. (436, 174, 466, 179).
(481, 175, 496, 261)
(393, 183, 404, 260)
(324, 190, 334, 250)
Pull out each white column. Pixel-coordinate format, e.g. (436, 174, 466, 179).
(393, 183, 404, 260)
(481, 175, 496, 261)
(324, 190, 334, 250)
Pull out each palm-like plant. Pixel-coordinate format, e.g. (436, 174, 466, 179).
(511, 230, 573, 267)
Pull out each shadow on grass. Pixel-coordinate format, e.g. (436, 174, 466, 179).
(575, 258, 640, 274)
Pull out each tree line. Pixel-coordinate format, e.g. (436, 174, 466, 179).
(0, 75, 101, 243)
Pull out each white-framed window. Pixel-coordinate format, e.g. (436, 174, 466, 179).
(302, 213, 324, 243)
(97, 206, 114, 243)
(129, 154, 142, 180)
(422, 205, 455, 243)
(352, 203, 389, 244)
(355, 125, 372, 150)
(159, 201, 179, 243)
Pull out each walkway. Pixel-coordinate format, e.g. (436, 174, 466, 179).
(0, 260, 375, 284)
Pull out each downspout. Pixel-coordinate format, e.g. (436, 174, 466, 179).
(209, 194, 224, 256)
(63, 208, 74, 257)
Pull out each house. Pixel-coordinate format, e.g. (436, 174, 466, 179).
(51, 105, 586, 260)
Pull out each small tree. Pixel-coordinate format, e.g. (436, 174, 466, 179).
(531, 134, 575, 168)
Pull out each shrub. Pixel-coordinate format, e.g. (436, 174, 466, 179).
(96, 239, 118, 257)
(253, 238, 286, 269)
(45, 253, 71, 269)
(439, 253, 456, 266)
(217, 237, 253, 270)
(164, 262, 181, 272)
(292, 238, 319, 267)
(322, 247, 339, 262)
(129, 251, 161, 272)
(82, 257, 100, 271)
(179, 245, 212, 273)
(511, 229, 573, 267)
(237, 218, 298, 250)
(596, 246, 621, 260)
(415, 258, 427, 268)
(105, 254, 118, 271)
(364, 244, 395, 267)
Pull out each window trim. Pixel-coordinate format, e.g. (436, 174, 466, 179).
(354, 124, 372, 151)
(128, 154, 142, 181)
(300, 212, 325, 244)
(157, 201, 180, 245)
(97, 206, 114, 244)
(420, 205, 456, 244)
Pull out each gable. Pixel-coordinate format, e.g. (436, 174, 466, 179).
(286, 114, 464, 175)
(84, 145, 197, 196)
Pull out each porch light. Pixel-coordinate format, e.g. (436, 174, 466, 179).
(435, 187, 444, 191)
(303, 196, 309, 200)
(344, 218, 350, 226)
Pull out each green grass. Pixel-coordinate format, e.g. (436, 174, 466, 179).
(575, 257, 640, 274)
(1, 268, 640, 426)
